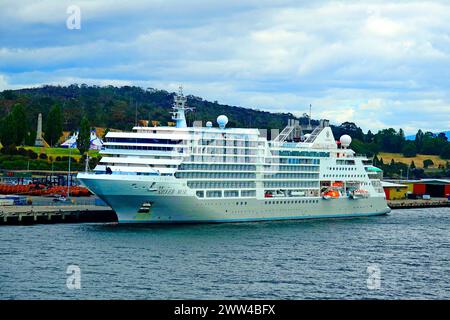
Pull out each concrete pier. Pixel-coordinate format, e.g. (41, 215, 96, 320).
(388, 198, 450, 209)
(0, 205, 117, 225)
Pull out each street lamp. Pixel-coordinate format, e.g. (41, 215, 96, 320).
(67, 147, 72, 199)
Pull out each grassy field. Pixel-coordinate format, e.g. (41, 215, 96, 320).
(23, 147, 100, 161)
(378, 152, 447, 168)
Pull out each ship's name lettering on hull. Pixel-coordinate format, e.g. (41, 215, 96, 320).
(157, 186, 187, 195)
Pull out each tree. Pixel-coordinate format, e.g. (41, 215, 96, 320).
(402, 142, 417, 157)
(350, 138, 379, 157)
(398, 128, 405, 149)
(415, 129, 424, 153)
(410, 160, 416, 169)
(421, 132, 439, 155)
(440, 143, 450, 160)
(77, 116, 91, 155)
(10, 104, 28, 145)
(24, 130, 37, 146)
(44, 104, 63, 146)
(437, 132, 448, 141)
(102, 127, 110, 139)
(423, 159, 434, 168)
(373, 155, 380, 166)
(374, 128, 403, 153)
(337, 122, 364, 141)
(365, 130, 374, 143)
(0, 103, 29, 147)
(0, 113, 17, 147)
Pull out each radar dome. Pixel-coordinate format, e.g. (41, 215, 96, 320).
(217, 115, 228, 129)
(206, 121, 213, 128)
(340, 135, 352, 148)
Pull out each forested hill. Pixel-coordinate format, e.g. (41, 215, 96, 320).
(0, 84, 319, 132)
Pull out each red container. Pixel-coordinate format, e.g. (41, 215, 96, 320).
(413, 183, 426, 195)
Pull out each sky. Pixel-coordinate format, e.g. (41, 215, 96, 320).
(0, 0, 449, 135)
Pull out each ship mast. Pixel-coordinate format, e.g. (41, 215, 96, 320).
(307, 104, 312, 131)
(171, 86, 193, 128)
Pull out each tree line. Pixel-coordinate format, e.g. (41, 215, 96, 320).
(341, 126, 450, 160)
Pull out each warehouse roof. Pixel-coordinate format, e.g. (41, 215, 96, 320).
(381, 181, 408, 188)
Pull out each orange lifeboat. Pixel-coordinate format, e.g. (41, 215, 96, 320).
(322, 189, 340, 200)
(331, 181, 344, 188)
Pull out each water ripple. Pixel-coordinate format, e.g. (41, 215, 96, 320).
(1, 208, 450, 299)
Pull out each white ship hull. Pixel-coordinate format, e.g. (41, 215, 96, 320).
(78, 174, 390, 224)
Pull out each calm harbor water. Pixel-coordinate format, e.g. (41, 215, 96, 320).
(1, 207, 449, 299)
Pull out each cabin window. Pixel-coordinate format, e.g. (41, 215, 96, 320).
(196, 191, 204, 198)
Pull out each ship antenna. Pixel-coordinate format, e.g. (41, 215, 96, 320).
(135, 100, 138, 126)
(172, 85, 194, 128)
(309, 104, 312, 129)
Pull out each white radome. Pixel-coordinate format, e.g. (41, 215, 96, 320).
(340, 134, 352, 147)
(217, 115, 228, 128)
(206, 121, 213, 128)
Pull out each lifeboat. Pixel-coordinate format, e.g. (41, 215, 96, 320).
(349, 189, 369, 199)
(331, 181, 344, 188)
(322, 189, 340, 200)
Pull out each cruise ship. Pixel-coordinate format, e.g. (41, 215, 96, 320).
(77, 88, 390, 223)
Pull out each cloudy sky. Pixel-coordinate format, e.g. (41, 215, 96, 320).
(1, 0, 449, 134)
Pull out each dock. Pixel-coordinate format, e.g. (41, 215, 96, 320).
(388, 198, 450, 209)
(0, 205, 117, 225)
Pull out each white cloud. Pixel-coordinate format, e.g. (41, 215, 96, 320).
(1, 1, 450, 135)
(0, 74, 9, 91)
(365, 16, 407, 38)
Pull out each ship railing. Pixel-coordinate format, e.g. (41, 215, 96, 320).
(269, 141, 297, 148)
(83, 171, 163, 176)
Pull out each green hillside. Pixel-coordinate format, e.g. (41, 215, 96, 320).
(0, 85, 315, 133)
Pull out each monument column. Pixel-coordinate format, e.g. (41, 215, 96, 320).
(34, 113, 45, 147)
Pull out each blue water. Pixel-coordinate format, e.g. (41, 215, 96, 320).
(1, 208, 449, 299)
